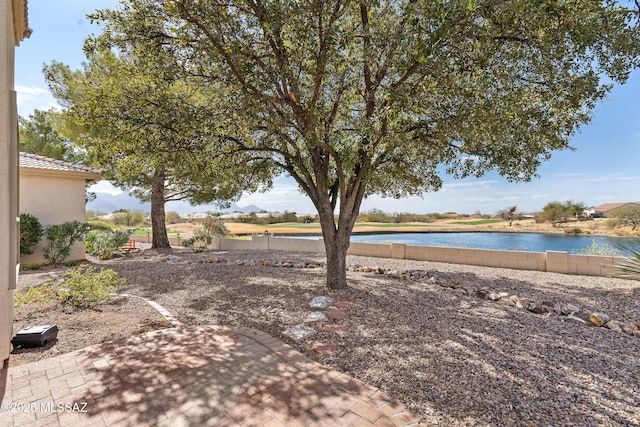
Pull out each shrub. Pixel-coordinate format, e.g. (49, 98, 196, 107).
(575, 240, 623, 256)
(43, 221, 90, 265)
(87, 220, 113, 231)
(112, 210, 145, 227)
(87, 230, 130, 260)
(14, 282, 58, 308)
(183, 228, 212, 252)
(58, 265, 126, 308)
(183, 215, 229, 252)
(614, 238, 640, 278)
(564, 228, 582, 235)
(19, 213, 44, 255)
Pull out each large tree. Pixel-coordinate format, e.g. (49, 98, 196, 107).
(91, 0, 639, 288)
(45, 45, 272, 248)
(19, 108, 84, 163)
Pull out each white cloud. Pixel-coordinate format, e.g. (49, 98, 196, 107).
(15, 85, 58, 115)
(89, 181, 123, 195)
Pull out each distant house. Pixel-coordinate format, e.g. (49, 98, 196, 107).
(584, 202, 640, 218)
(19, 152, 102, 265)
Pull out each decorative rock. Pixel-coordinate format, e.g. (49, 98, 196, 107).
(311, 342, 337, 355)
(475, 290, 489, 299)
(566, 314, 587, 324)
(328, 309, 347, 320)
(605, 320, 623, 333)
(304, 312, 327, 323)
(487, 292, 501, 301)
(634, 331, 640, 339)
(309, 296, 335, 309)
(453, 281, 468, 289)
(622, 322, 639, 336)
(282, 325, 316, 341)
(526, 303, 545, 315)
(498, 292, 510, 299)
(208, 256, 218, 263)
(589, 312, 610, 327)
(499, 298, 516, 307)
(541, 302, 556, 314)
(332, 301, 354, 309)
(510, 295, 524, 309)
(561, 304, 581, 316)
(322, 324, 346, 334)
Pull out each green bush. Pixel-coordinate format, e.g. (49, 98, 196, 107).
(58, 265, 126, 308)
(112, 210, 145, 227)
(564, 228, 582, 235)
(576, 240, 623, 256)
(19, 213, 44, 255)
(615, 238, 640, 278)
(183, 215, 229, 252)
(87, 220, 113, 231)
(43, 221, 90, 265)
(87, 230, 130, 259)
(14, 282, 58, 308)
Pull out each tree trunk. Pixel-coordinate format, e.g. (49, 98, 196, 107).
(323, 228, 350, 289)
(151, 171, 170, 249)
(317, 199, 360, 290)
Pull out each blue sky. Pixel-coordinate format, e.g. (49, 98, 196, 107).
(15, 0, 640, 215)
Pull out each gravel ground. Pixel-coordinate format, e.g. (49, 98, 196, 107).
(86, 248, 640, 427)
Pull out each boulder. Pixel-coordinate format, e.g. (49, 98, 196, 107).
(589, 312, 610, 327)
(622, 322, 639, 336)
(487, 292, 501, 301)
(452, 281, 468, 289)
(605, 320, 623, 333)
(526, 303, 545, 315)
(560, 303, 580, 316)
(566, 314, 587, 324)
(475, 289, 489, 299)
(510, 295, 524, 309)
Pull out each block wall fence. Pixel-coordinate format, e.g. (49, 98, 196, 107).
(129, 234, 626, 278)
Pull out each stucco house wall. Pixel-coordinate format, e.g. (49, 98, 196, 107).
(19, 153, 101, 265)
(1, 0, 31, 363)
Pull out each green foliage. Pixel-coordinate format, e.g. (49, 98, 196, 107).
(614, 238, 640, 278)
(15, 265, 125, 309)
(565, 228, 583, 235)
(19, 213, 44, 255)
(87, 220, 113, 231)
(71, 0, 640, 289)
(609, 204, 640, 231)
(182, 229, 212, 252)
(21, 264, 42, 271)
(538, 200, 587, 227)
(18, 108, 85, 163)
(498, 206, 518, 226)
(42, 221, 90, 265)
(58, 265, 125, 308)
(576, 240, 623, 256)
(183, 215, 229, 252)
(165, 211, 181, 224)
(111, 210, 145, 227)
(86, 230, 130, 259)
(14, 283, 58, 308)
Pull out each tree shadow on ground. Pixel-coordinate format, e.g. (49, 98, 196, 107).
(99, 249, 640, 426)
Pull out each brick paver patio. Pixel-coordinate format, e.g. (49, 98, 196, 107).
(1, 326, 421, 426)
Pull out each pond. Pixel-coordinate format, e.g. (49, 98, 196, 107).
(283, 232, 634, 255)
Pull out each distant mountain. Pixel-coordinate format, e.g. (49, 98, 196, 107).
(87, 192, 263, 215)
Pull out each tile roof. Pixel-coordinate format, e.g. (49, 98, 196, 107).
(19, 152, 101, 176)
(591, 202, 637, 212)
